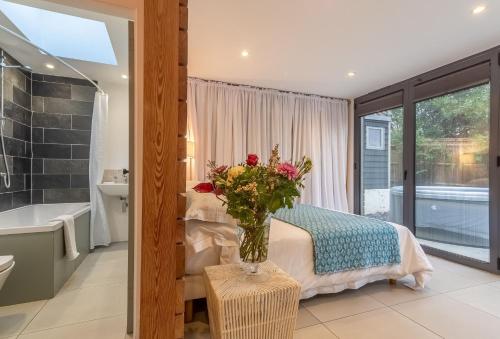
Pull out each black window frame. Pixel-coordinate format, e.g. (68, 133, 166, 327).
(354, 46, 500, 273)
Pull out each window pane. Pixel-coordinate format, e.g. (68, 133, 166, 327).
(361, 107, 404, 223)
(415, 84, 490, 262)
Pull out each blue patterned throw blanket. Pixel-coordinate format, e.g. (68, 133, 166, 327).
(273, 204, 401, 274)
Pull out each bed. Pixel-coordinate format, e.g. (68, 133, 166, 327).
(184, 183, 433, 300)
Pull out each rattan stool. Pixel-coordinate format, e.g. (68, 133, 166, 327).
(203, 261, 301, 339)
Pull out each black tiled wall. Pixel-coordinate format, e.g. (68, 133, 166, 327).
(0, 52, 32, 212)
(31, 74, 96, 204)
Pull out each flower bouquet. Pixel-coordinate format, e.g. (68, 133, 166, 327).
(194, 145, 312, 276)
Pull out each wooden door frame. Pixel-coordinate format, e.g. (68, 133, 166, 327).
(46, 0, 187, 337)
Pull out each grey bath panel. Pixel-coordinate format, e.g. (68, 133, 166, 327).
(0, 232, 55, 306)
(0, 211, 90, 306)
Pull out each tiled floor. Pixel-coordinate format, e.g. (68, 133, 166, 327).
(0, 242, 129, 339)
(186, 255, 500, 339)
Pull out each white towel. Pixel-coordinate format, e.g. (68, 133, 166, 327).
(52, 215, 80, 261)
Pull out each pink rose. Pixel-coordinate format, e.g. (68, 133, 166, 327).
(277, 162, 299, 180)
(246, 154, 259, 166)
(214, 165, 227, 174)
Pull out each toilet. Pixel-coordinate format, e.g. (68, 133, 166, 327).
(0, 255, 14, 290)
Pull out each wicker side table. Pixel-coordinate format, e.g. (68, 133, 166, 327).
(203, 261, 301, 339)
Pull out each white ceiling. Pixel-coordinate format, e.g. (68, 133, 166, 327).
(0, 0, 128, 87)
(189, 0, 500, 99)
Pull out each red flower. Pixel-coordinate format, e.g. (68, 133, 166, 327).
(193, 182, 214, 193)
(277, 162, 299, 180)
(246, 154, 259, 166)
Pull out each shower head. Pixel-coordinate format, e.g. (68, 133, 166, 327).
(0, 57, 32, 72)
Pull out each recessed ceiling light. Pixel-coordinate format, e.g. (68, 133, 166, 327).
(347, 72, 356, 78)
(45, 63, 54, 69)
(241, 49, 249, 58)
(473, 5, 486, 14)
(121, 74, 128, 79)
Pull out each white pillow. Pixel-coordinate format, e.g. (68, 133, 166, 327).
(185, 190, 236, 224)
(185, 219, 239, 275)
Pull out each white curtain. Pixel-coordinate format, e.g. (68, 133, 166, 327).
(188, 78, 349, 212)
(89, 92, 110, 248)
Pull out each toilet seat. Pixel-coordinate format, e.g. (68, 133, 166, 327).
(0, 255, 14, 272)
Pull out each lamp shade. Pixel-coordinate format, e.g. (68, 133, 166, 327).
(187, 140, 195, 159)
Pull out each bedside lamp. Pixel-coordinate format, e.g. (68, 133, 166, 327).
(186, 140, 195, 179)
(186, 140, 195, 159)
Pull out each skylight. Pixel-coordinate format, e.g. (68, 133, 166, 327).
(0, 1, 117, 65)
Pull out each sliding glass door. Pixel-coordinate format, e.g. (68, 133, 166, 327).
(355, 50, 500, 271)
(414, 84, 491, 262)
(360, 107, 404, 223)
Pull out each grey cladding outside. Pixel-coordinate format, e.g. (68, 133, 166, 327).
(362, 119, 389, 190)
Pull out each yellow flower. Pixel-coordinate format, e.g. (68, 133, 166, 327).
(227, 166, 245, 182)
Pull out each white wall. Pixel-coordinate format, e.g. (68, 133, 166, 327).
(100, 80, 130, 243)
(102, 81, 130, 169)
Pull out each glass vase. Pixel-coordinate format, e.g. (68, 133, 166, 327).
(237, 219, 270, 281)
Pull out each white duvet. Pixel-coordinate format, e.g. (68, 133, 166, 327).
(186, 216, 433, 299)
(269, 218, 433, 299)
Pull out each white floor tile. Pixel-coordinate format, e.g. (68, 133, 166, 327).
(18, 315, 126, 339)
(325, 308, 440, 339)
(302, 290, 384, 322)
(447, 284, 500, 318)
(24, 283, 127, 333)
(424, 268, 480, 293)
(361, 280, 437, 306)
(293, 324, 337, 339)
(60, 256, 128, 292)
(295, 306, 320, 329)
(0, 300, 46, 338)
(393, 294, 500, 339)
(428, 256, 500, 284)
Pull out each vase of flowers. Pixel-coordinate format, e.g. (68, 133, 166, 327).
(195, 145, 312, 279)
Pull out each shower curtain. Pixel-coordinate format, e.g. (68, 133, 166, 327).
(89, 91, 110, 248)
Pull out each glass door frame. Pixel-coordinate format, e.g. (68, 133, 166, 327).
(354, 46, 500, 273)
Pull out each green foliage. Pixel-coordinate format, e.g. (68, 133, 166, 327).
(384, 84, 490, 183)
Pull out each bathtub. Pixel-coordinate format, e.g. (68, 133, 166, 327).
(0, 203, 90, 235)
(390, 186, 489, 248)
(0, 203, 91, 306)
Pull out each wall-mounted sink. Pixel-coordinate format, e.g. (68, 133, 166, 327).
(98, 182, 128, 197)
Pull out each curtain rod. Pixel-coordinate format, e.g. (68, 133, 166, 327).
(0, 24, 105, 94)
(189, 77, 348, 102)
